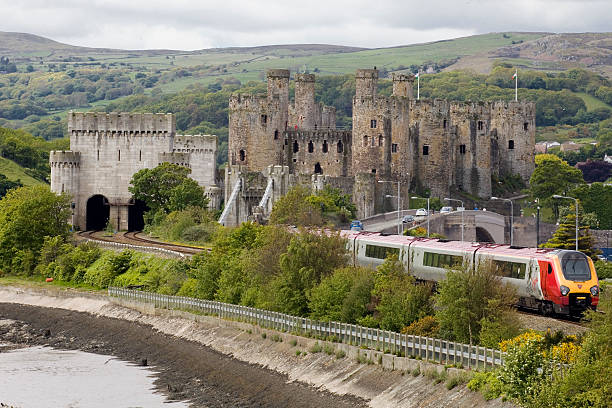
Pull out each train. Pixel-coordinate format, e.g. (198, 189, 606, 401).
(340, 230, 600, 316)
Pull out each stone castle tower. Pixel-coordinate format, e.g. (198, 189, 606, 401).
(50, 112, 221, 231)
(223, 68, 535, 226)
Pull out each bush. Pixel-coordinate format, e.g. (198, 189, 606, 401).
(467, 371, 504, 400)
(401, 316, 440, 337)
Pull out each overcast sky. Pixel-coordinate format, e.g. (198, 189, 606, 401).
(1, 0, 610, 50)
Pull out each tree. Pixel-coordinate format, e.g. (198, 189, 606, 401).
(530, 154, 584, 209)
(129, 162, 208, 215)
(371, 254, 433, 332)
(542, 203, 600, 259)
(0, 175, 22, 198)
(308, 266, 374, 323)
(575, 160, 612, 183)
(434, 261, 519, 345)
(269, 184, 323, 226)
(0, 185, 71, 271)
(269, 230, 348, 316)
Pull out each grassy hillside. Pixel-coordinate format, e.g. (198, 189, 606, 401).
(0, 157, 45, 186)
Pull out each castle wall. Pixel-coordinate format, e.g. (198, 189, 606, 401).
(283, 130, 351, 177)
(53, 112, 219, 231)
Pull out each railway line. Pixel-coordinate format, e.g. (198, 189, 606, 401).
(76, 230, 206, 256)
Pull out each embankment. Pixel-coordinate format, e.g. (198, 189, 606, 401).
(0, 285, 515, 408)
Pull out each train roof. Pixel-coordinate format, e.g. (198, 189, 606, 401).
(341, 230, 558, 260)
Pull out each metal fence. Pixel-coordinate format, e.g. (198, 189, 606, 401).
(108, 286, 505, 369)
(81, 238, 188, 259)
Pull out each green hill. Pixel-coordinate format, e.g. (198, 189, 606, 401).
(0, 157, 45, 186)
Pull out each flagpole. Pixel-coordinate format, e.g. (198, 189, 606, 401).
(515, 69, 518, 102)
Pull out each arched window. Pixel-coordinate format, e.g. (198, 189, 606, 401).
(293, 140, 299, 153)
(239, 149, 245, 161)
(363, 135, 368, 147)
(337, 140, 343, 153)
(378, 135, 383, 147)
(274, 130, 279, 140)
(322, 140, 328, 153)
(314, 162, 322, 174)
(308, 141, 314, 153)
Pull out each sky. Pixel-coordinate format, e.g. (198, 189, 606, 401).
(1, 0, 610, 50)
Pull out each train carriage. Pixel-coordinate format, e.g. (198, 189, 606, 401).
(341, 230, 599, 317)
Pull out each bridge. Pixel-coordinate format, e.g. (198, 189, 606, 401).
(362, 210, 553, 247)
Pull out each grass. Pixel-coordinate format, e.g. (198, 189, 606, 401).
(0, 275, 100, 292)
(0, 157, 46, 186)
(573, 92, 612, 111)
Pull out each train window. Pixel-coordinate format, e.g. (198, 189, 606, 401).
(559, 252, 591, 281)
(365, 244, 399, 259)
(423, 252, 462, 268)
(493, 260, 526, 279)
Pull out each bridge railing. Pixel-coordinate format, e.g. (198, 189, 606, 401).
(108, 286, 505, 369)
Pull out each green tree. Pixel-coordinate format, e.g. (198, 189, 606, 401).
(129, 162, 208, 215)
(571, 183, 612, 229)
(270, 230, 348, 316)
(0, 185, 71, 271)
(308, 266, 374, 323)
(371, 254, 433, 332)
(530, 154, 584, 209)
(269, 184, 323, 226)
(434, 261, 519, 345)
(542, 203, 600, 259)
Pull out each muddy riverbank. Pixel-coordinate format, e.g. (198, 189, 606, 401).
(0, 286, 514, 407)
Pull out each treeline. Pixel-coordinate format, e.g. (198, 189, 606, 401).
(0, 126, 68, 182)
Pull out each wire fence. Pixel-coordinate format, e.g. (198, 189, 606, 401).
(108, 287, 505, 369)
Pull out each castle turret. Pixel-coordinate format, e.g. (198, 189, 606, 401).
(355, 69, 378, 98)
(392, 73, 414, 98)
(266, 69, 290, 104)
(294, 73, 316, 129)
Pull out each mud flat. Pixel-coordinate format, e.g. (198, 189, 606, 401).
(0, 286, 515, 407)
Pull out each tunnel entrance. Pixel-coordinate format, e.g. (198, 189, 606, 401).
(476, 226, 495, 243)
(128, 199, 149, 232)
(86, 195, 110, 231)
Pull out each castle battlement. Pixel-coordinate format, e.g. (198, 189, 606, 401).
(67, 112, 175, 133)
(229, 94, 280, 111)
(284, 129, 351, 142)
(158, 152, 190, 167)
(50, 150, 81, 166)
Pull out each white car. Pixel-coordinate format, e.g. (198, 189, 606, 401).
(440, 206, 453, 214)
(415, 208, 428, 219)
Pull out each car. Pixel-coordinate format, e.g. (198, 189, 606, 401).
(350, 220, 363, 231)
(440, 206, 453, 214)
(402, 215, 415, 223)
(415, 208, 428, 217)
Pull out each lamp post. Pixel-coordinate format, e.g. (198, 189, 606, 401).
(444, 198, 464, 242)
(378, 180, 400, 235)
(412, 196, 430, 237)
(553, 194, 579, 251)
(491, 196, 514, 246)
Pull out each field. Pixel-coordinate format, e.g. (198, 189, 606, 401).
(0, 157, 46, 186)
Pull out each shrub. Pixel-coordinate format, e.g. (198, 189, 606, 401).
(401, 315, 440, 337)
(309, 342, 322, 353)
(335, 350, 346, 359)
(467, 371, 504, 400)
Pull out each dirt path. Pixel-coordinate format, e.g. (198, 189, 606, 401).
(0, 303, 366, 408)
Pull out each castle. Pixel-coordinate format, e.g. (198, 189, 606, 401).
(221, 68, 535, 226)
(50, 112, 221, 231)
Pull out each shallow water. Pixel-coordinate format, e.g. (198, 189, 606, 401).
(0, 346, 187, 408)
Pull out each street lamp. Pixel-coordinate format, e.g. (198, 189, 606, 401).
(552, 194, 579, 251)
(491, 196, 514, 246)
(444, 198, 464, 242)
(379, 180, 401, 235)
(411, 196, 430, 237)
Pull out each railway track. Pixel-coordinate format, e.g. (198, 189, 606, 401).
(77, 230, 205, 256)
